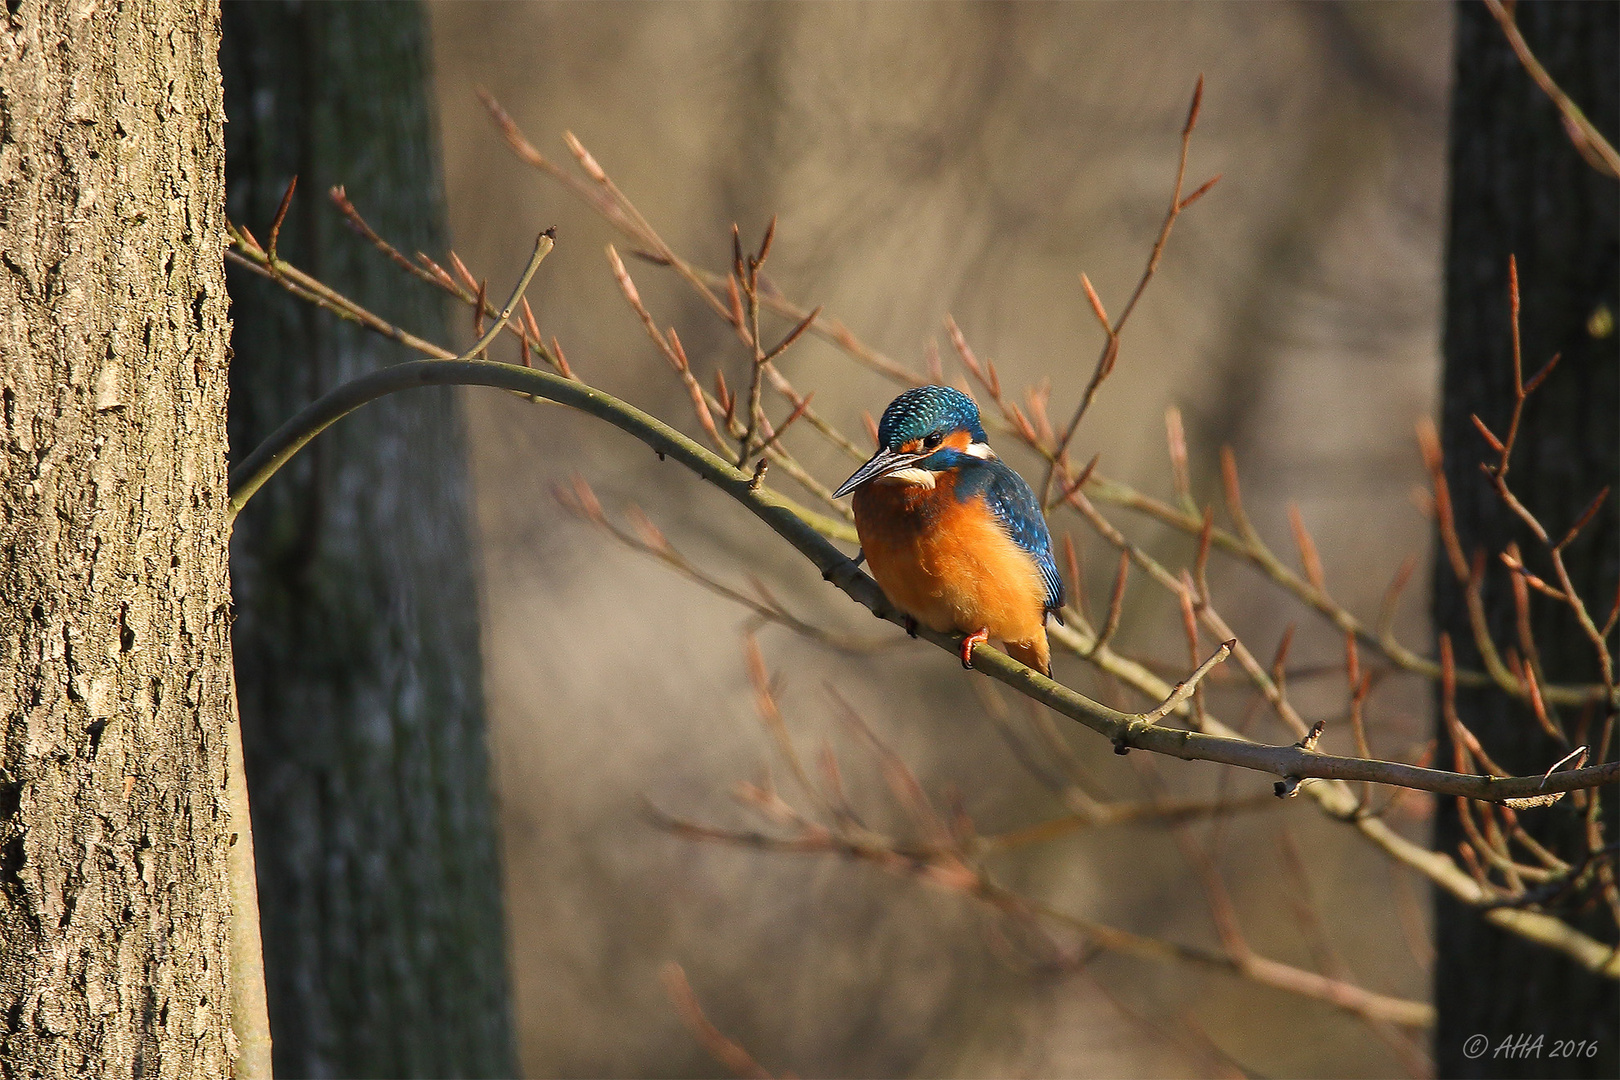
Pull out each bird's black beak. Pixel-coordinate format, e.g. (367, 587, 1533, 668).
(833, 447, 925, 498)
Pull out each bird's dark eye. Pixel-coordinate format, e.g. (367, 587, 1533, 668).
(923, 432, 944, 450)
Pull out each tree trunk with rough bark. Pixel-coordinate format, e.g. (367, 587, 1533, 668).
(1435, 3, 1618, 1077)
(221, 2, 515, 1076)
(0, 1, 236, 1075)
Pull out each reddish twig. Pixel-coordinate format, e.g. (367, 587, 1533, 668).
(660, 964, 781, 1080)
(1043, 77, 1219, 506)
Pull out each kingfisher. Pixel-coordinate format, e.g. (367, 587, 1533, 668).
(833, 385, 1066, 675)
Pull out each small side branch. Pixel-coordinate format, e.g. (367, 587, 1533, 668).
(1137, 640, 1234, 728)
(1483, 0, 1620, 178)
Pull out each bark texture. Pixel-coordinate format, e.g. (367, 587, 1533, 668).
(1436, 3, 1618, 1076)
(0, 1, 235, 1076)
(221, 3, 514, 1076)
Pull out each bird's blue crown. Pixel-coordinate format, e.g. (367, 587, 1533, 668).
(877, 385, 987, 448)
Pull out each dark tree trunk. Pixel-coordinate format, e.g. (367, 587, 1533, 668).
(0, 0, 237, 1073)
(221, 3, 515, 1076)
(1435, 2, 1618, 1077)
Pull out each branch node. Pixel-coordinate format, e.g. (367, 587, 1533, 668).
(1296, 720, 1326, 753)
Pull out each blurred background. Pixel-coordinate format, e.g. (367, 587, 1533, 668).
(420, 3, 1451, 1076)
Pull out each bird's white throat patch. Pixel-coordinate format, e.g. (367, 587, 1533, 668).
(875, 442, 995, 487)
(876, 467, 937, 488)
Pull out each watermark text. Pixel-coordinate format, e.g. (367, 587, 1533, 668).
(1462, 1034, 1602, 1060)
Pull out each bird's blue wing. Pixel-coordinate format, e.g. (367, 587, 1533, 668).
(962, 458, 1066, 619)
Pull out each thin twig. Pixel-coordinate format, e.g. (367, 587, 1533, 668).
(660, 964, 779, 1080)
(554, 478, 891, 654)
(1043, 76, 1218, 506)
(1138, 641, 1234, 728)
(1483, 0, 1620, 178)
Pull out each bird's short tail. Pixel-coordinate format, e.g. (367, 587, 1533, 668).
(1005, 630, 1051, 677)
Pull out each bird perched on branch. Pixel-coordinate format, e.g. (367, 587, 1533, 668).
(834, 385, 1065, 675)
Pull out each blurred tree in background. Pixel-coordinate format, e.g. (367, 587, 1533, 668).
(1436, 3, 1617, 1076)
(222, 3, 514, 1075)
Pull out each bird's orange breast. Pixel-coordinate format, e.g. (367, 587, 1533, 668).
(852, 472, 1049, 651)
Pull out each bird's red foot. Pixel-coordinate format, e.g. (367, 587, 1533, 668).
(960, 628, 989, 669)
